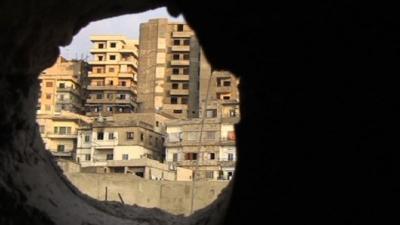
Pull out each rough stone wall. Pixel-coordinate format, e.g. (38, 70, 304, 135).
(66, 173, 229, 215)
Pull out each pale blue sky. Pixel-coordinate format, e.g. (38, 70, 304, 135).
(60, 7, 184, 60)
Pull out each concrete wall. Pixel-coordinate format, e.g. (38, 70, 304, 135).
(65, 172, 228, 215)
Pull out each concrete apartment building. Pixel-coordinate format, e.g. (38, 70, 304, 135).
(85, 35, 139, 116)
(75, 113, 194, 180)
(137, 18, 200, 119)
(38, 56, 87, 114)
(37, 111, 92, 160)
(76, 113, 172, 167)
(165, 100, 240, 181)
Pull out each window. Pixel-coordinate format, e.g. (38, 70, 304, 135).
(155, 137, 159, 146)
(228, 153, 234, 161)
(122, 154, 129, 160)
(173, 110, 183, 114)
(126, 132, 134, 140)
(205, 131, 216, 140)
(119, 94, 126, 99)
(96, 94, 103, 99)
(106, 154, 113, 160)
(206, 109, 217, 118)
(107, 106, 113, 112)
(59, 83, 65, 88)
(172, 83, 179, 89)
(98, 56, 104, 61)
(149, 135, 153, 145)
(156, 121, 159, 127)
(172, 68, 179, 74)
(109, 55, 116, 60)
(173, 39, 180, 45)
(181, 97, 188, 104)
(210, 153, 215, 160)
(183, 54, 190, 60)
(120, 81, 126, 86)
(177, 24, 184, 31)
(108, 67, 115, 73)
(96, 68, 102, 73)
(206, 171, 214, 179)
(227, 131, 236, 140)
(173, 54, 180, 60)
(97, 132, 104, 140)
(39, 125, 45, 134)
(173, 153, 178, 162)
(185, 153, 198, 160)
(46, 94, 51, 99)
(110, 42, 116, 48)
(183, 39, 190, 46)
(107, 93, 113, 99)
(85, 154, 91, 161)
(59, 94, 64, 100)
(223, 80, 231, 86)
(96, 81, 103, 86)
(229, 109, 236, 117)
(140, 133, 144, 142)
(223, 96, 231, 100)
(183, 67, 189, 74)
(108, 132, 115, 140)
(57, 145, 65, 152)
(182, 83, 189, 89)
(171, 96, 178, 104)
(98, 43, 104, 49)
(46, 82, 53, 87)
(84, 135, 90, 142)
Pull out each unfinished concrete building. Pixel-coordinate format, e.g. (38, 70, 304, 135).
(85, 35, 139, 116)
(198, 50, 240, 118)
(137, 18, 200, 119)
(37, 56, 87, 114)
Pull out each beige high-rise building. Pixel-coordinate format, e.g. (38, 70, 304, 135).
(38, 56, 87, 114)
(85, 35, 139, 116)
(137, 19, 200, 119)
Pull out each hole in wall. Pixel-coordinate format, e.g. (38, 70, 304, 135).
(35, 6, 240, 217)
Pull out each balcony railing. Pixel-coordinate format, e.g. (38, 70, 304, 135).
(172, 31, 192, 38)
(170, 89, 189, 95)
(170, 75, 189, 81)
(57, 87, 80, 95)
(171, 46, 190, 52)
(45, 132, 77, 139)
(170, 60, 190, 66)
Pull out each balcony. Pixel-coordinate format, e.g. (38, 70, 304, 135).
(171, 46, 190, 52)
(46, 132, 77, 139)
(51, 151, 73, 157)
(170, 60, 190, 66)
(57, 87, 79, 95)
(172, 31, 192, 38)
(89, 60, 136, 67)
(170, 75, 189, 81)
(86, 98, 136, 105)
(170, 89, 189, 95)
(87, 85, 135, 92)
(215, 86, 232, 93)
